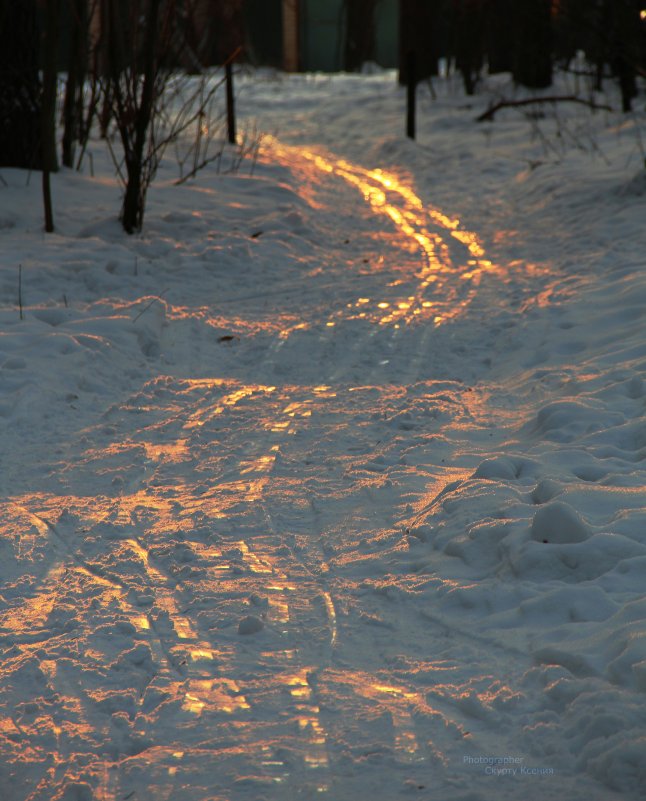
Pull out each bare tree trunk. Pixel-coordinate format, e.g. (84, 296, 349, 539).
(42, 0, 62, 232)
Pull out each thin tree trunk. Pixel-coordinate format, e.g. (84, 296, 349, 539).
(62, 0, 88, 168)
(42, 0, 62, 232)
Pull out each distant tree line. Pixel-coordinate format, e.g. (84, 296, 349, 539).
(399, 0, 646, 111)
(0, 1, 643, 231)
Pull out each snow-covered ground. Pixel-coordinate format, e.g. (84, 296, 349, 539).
(1, 67, 646, 800)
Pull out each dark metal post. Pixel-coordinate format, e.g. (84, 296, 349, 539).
(226, 61, 236, 144)
(406, 50, 416, 140)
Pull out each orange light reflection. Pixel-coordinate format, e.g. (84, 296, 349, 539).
(283, 668, 329, 769)
(262, 137, 505, 328)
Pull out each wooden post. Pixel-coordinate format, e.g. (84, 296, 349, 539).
(226, 60, 236, 144)
(406, 50, 416, 140)
(282, 0, 299, 72)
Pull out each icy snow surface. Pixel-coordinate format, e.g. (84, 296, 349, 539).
(1, 68, 646, 800)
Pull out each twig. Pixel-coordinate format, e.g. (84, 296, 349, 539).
(132, 288, 169, 323)
(174, 151, 223, 185)
(476, 95, 613, 122)
(630, 115, 646, 168)
(249, 132, 265, 176)
(18, 264, 24, 320)
(105, 133, 127, 187)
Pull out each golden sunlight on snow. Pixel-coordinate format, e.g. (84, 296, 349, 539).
(0, 220, 523, 797)
(283, 669, 329, 771)
(262, 137, 504, 328)
(0, 364, 520, 797)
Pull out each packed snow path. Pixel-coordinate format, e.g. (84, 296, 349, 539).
(2, 112, 644, 801)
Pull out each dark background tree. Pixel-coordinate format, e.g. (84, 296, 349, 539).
(345, 0, 378, 71)
(607, 0, 642, 112)
(398, 0, 444, 84)
(0, 0, 42, 169)
(552, 0, 644, 107)
(243, 0, 283, 68)
(207, 0, 246, 65)
(512, 0, 553, 89)
(62, 0, 90, 168)
(552, 0, 590, 67)
(484, 0, 514, 74)
(453, 0, 484, 95)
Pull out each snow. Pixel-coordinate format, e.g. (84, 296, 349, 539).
(1, 66, 646, 800)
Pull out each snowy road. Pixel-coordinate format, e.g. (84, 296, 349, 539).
(3, 70, 646, 800)
(2, 144, 547, 801)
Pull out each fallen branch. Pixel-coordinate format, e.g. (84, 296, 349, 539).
(476, 95, 613, 122)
